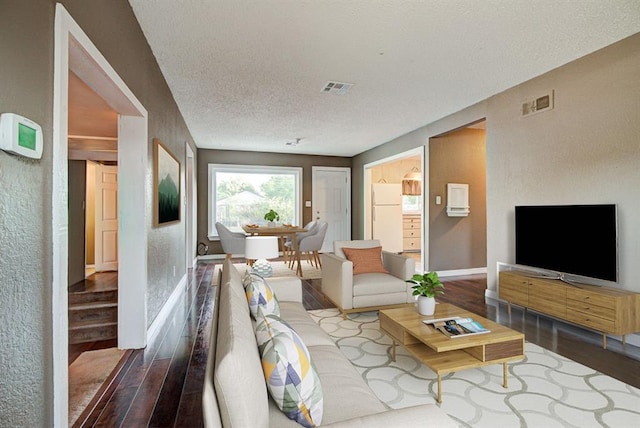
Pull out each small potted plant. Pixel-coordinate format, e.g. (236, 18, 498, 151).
(264, 209, 280, 227)
(406, 271, 445, 315)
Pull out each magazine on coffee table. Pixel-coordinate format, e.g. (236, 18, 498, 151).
(423, 316, 490, 338)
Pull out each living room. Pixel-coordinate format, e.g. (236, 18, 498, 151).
(1, 1, 640, 427)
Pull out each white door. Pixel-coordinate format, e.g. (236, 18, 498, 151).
(312, 166, 351, 253)
(95, 164, 118, 271)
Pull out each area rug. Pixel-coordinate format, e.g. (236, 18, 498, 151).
(308, 308, 640, 428)
(68, 347, 126, 425)
(234, 260, 322, 280)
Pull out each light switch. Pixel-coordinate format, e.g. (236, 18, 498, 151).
(305, 200, 312, 207)
(435, 195, 442, 205)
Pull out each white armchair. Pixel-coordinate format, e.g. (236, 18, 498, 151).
(320, 240, 416, 318)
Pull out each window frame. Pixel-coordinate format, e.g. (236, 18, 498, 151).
(207, 163, 303, 239)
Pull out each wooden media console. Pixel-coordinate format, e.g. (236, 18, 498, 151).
(499, 270, 640, 349)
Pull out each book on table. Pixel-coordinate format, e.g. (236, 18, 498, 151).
(423, 316, 490, 338)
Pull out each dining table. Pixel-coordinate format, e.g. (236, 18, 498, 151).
(241, 224, 307, 276)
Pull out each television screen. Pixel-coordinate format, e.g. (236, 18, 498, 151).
(515, 204, 617, 282)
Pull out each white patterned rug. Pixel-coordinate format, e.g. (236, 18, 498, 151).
(234, 260, 322, 280)
(308, 309, 640, 428)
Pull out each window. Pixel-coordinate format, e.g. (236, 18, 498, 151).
(402, 195, 422, 213)
(208, 164, 302, 238)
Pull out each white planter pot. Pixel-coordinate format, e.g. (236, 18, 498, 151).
(417, 295, 436, 315)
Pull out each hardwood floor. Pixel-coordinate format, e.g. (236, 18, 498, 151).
(77, 261, 640, 427)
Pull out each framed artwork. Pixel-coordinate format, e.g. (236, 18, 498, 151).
(154, 138, 181, 226)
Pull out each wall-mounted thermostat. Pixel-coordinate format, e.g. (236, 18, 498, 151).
(0, 113, 43, 159)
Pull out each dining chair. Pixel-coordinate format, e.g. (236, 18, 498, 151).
(283, 220, 318, 264)
(295, 221, 328, 270)
(215, 222, 246, 259)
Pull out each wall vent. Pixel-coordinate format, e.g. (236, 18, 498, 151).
(522, 90, 554, 117)
(321, 81, 354, 95)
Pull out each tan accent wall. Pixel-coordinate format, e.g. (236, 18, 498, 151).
(428, 128, 486, 270)
(370, 156, 421, 184)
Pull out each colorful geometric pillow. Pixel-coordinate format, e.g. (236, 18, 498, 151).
(341, 246, 389, 275)
(255, 309, 323, 427)
(244, 273, 280, 319)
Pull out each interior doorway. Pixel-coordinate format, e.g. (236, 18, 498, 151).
(53, 5, 148, 426)
(364, 147, 425, 271)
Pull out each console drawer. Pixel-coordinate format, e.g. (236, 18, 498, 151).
(567, 299, 616, 320)
(565, 311, 616, 332)
(566, 288, 616, 308)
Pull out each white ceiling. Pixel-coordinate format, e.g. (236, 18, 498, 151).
(128, 1, 640, 157)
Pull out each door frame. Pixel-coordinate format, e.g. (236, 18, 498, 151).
(363, 146, 426, 267)
(53, 5, 148, 426)
(311, 166, 351, 252)
(185, 143, 197, 269)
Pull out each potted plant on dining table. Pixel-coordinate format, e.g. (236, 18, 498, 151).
(264, 209, 280, 227)
(406, 271, 445, 315)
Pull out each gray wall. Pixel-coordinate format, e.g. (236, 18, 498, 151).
(429, 128, 487, 271)
(354, 32, 640, 301)
(68, 160, 87, 286)
(0, 2, 54, 425)
(0, 1, 196, 425)
(197, 149, 351, 255)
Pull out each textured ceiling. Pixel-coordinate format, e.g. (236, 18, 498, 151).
(128, 1, 640, 157)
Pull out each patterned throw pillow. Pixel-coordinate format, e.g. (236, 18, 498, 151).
(244, 273, 280, 319)
(255, 309, 323, 428)
(341, 246, 389, 275)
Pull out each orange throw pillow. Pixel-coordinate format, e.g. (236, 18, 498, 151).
(341, 246, 389, 275)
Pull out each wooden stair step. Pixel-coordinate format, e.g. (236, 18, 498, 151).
(69, 321, 117, 344)
(68, 290, 118, 305)
(69, 301, 118, 311)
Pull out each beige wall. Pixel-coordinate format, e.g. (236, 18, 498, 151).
(197, 149, 351, 256)
(370, 156, 421, 184)
(429, 129, 486, 270)
(0, 1, 197, 425)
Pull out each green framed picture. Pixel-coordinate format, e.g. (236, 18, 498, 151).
(154, 138, 181, 226)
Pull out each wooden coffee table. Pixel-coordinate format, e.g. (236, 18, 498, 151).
(379, 303, 525, 403)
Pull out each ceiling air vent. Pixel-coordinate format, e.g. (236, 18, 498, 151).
(321, 81, 354, 95)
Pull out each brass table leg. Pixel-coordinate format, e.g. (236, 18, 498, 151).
(503, 362, 508, 388)
(437, 375, 442, 403)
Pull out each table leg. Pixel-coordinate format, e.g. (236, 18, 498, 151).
(391, 341, 396, 362)
(502, 362, 508, 388)
(437, 375, 442, 403)
(292, 233, 302, 276)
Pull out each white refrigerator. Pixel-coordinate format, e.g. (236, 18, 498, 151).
(372, 183, 403, 253)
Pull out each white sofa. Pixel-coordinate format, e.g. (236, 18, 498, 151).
(203, 259, 455, 427)
(321, 240, 416, 318)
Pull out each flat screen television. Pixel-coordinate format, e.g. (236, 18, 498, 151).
(515, 204, 617, 282)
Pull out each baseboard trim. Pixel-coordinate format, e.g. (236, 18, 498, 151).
(146, 274, 187, 345)
(437, 267, 487, 277)
(197, 254, 226, 261)
(484, 289, 499, 303)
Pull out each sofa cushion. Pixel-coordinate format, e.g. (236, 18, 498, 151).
(306, 344, 386, 424)
(341, 246, 389, 275)
(214, 277, 269, 428)
(278, 303, 337, 348)
(255, 309, 323, 428)
(245, 273, 281, 319)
